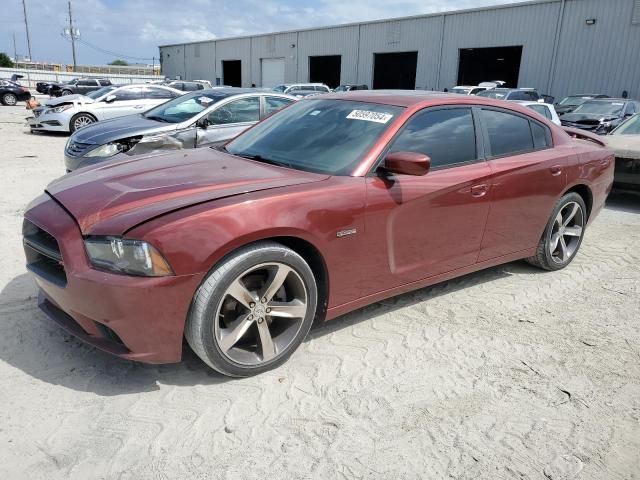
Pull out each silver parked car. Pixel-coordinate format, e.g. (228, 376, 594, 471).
(64, 88, 297, 171)
(28, 84, 183, 133)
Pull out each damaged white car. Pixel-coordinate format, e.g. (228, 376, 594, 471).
(28, 84, 183, 134)
(63, 88, 297, 172)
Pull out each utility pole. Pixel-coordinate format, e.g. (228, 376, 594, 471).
(21, 0, 32, 61)
(13, 33, 18, 62)
(68, 1, 77, 70)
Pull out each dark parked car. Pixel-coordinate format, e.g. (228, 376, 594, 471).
(560, 98, 640, 134)
(0, 79, 31, 106)
(64, 89, 296, 171)
(36, 81, 54, 94)
(23, 91, 614, 377)
(556, 94, 609, 116)
(49, 78, 112, 97)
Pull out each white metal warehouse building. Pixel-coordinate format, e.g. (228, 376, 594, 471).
(158, 0, 640, 100)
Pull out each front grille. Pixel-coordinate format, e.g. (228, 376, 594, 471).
(23, 219, 67, 287)
(66, 141, 95, 157)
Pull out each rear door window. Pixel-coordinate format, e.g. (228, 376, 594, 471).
(145, 87, 180, 99)
(387, 108, 478, 169)
(481, 109, 534, 157)
(264, 96, 295, 117)
(208, 97, 261, 124)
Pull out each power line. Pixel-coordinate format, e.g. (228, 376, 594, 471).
(72, 37, 155, 61)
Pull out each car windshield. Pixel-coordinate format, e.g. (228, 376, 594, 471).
(573, 101, 624, 116)
(87, 86, 117, 99)
(225, 99, 404, 175)
(451, 87, 471, 95)
(333, 85, 348, 92)
(272, 85, 286, 92)
(143, 91, 227, 123)
(559, 96, 591, 107)
(65, 78, 79, 84)
(611, 114, 640, 135)
(477, 89, 508, 99)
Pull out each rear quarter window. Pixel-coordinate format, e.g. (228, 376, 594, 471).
(481, 109, 535, 157)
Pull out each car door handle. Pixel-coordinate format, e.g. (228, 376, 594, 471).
(550, 165, 563, 176)
(471, 184, 488, 197)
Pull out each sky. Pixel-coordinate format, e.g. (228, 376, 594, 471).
(2, 0, 521, 65)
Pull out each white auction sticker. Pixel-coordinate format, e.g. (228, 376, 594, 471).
(346, 110, 394, 124)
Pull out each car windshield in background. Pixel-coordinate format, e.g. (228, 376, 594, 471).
(86, 86, 117, 100)
(573, 101, 624, 116)
(143, 91, 227, 123)
(477, 89, 507, 99)
(272, 85, 286, 92)
(559, 96, 591, 107)
(451, 87, 471, 95)
(611, 114, 640, 135)
(225, 99, 404, 176)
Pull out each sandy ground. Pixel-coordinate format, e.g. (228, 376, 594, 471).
(0, 103, 639, 480)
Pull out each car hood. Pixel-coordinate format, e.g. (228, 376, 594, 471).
(605, 135, 640, 159)
(561, 112, 619, 124)
(46, 147, 329, 235)
(70, 114, 177, 145)
(44, 94, 94, 107)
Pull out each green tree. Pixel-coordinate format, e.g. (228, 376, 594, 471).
(0, 52, 14, 68)
(109, 59, 128, 66)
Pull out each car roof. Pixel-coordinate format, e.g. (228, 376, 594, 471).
(316, 90, 480, 107)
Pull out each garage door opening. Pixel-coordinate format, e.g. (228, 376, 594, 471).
(457, 46, 522, 88)
(222, 60, 242, 87)
(261, 58, 285, 87)
(373, 51, 418, 90)
(309, 55, 341, 89)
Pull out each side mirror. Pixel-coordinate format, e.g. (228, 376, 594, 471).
(104, 94, 116, 103)
(196, 117, 210, 129)
(382, 151, 431, 176)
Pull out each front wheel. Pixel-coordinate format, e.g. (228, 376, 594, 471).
(69, 113, 96, 132)
(185, 242, 318, 377)
(2, 93, 17, 106)
(527, 192, 587, 271)
(61, 90, 72, 96)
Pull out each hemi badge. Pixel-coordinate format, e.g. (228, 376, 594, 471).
(337, 228, 357, 238)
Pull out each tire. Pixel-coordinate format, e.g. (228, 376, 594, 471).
(185, 242, 318, 377)
(61, 90, 72, 96)
(527, 192, 587, 271)
(2, 93, 17, 106)
(69, 113, 96, 133)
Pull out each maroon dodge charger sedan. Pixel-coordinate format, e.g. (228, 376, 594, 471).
(23, 91, 614, 377)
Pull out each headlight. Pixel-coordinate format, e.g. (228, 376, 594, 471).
(84, 143, 123, 158)
(84, 237, 174, 277)
(45, 104, 73, 114)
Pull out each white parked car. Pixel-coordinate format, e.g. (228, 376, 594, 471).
(27, 84, 183, 133)
(450, 85, 489, 95)
(272, 83, 331, 95)
(515, 101, 562, 126)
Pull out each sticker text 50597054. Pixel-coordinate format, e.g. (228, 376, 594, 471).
(346, 110, 394, 124)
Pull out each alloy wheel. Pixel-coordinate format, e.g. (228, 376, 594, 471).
(61, 90, 71, 96)
(549, 201, 584, 264)
(73, 115, 94, 130)
(3, 94, 17, 106)
(214, 262, 308, 366)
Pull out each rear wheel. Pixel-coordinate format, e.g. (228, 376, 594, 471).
(185, 242, 318, 377)
(2, 93, 17, 106)
(527, 192, 587, 271)
(70, 113, 96, 132)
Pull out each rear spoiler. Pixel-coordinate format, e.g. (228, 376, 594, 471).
(563, 127, 607, 147)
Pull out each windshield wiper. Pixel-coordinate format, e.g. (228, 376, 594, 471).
(234, 153, 292, 169)
(145, 115, 171, 123)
